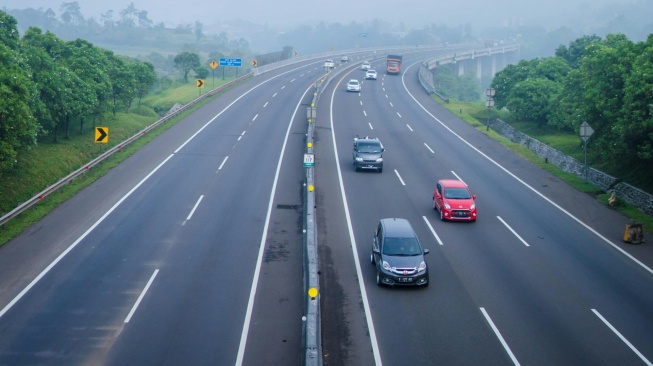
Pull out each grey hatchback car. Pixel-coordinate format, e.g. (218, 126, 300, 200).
(371, 218, 430, 287)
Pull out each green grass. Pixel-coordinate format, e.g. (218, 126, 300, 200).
(436, 98, 653, 233)
(0, 79, 238, 246)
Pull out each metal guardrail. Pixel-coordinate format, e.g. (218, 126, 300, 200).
(0, 73, 253, 228)
(302, 50, 383, 366)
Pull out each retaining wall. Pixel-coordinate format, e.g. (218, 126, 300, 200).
(489, 118, 653, 217)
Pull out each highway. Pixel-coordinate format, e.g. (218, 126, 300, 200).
(0, 48, 652, 366)
(315, 55, 653, 365)
(0, 59, 328, 365)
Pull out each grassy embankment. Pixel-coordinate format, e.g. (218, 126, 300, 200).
(0, 79, 236, 246)
(436, 98, 653, 233)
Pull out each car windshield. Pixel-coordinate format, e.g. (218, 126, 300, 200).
(357, 142, 381, 153)
(349, 81, 359, 85)
(444, 187, 471, 199)
(383, 237, 421, 256)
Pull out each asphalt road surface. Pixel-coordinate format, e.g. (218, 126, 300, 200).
(1, 48, 652, 366)
(315, 54, 653, 365)
(0, 59, 331, 365)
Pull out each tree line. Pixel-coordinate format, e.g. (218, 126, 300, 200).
(491, 33, 653, 167)
(0, 10, 157, 174)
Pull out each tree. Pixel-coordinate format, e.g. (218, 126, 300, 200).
(194, 21, 204, 42)
(555, 35, 602, 69)
(130, 61, 157, 107)
(106, 53, 136, 114)
(119, 2, 138, 27)
(506, 78, 561, 126)
(490, 59, 541, 109)
(60, 2, 84, 26)
(457, 74, 480, 102)
(548, 69, 585, 131)
(0, 10, 20, 49)
(0, 42, 39, 173)
(534, 57, 572, 82)
(194, 66, 209, 80)
(574, 35, 636, 159)
(616, 35, 653, 161)
(64, 39, 112, 130)
(137, 10, 152, 28)
(174, 52, 200, 82)
(21, 27, 60, 137)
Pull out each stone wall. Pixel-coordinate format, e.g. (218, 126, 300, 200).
(489, 118, 653, 217)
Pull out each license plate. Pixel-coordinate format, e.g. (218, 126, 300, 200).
(398, 277, 413, 282)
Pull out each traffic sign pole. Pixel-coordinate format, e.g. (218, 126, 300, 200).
(580, 121, 594, 181)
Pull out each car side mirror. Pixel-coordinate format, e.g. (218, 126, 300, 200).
(473, 194, 477, 200)
(373, 248, 380, 254)
(381, 148, 385, 152)
(423, 249, 430, 255)
(435, 192, 441, 199)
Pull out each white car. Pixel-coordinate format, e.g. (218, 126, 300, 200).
(365, 69, 377, 80)
(346, 79, 361, 92)
(340, 55, 349, 62)
(324, 59, 335, 68)
(361, 61, 371, 71)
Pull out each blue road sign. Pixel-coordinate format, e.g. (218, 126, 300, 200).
(219, 58, 243, 67)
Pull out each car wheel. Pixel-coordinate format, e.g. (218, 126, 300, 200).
(376, 268, 382, 286)
(433, 198, 437, 210)
(355, 166, 360, 172)
(440, 208, 445, 221)
(370, 252, 374, 264)
(378, 168, 383, 173)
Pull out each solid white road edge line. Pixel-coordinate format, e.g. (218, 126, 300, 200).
(330, 75, 383, 366)
(480, 307, 522, 366)
(497, 216, 530, 247)
(234, 80, 316, 366)
(0, 154, 173, 319)
(368, 123, 374, 130)
(592, 309, 653, 366)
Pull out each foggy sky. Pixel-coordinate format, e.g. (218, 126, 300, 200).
(6, 0, 628, 30)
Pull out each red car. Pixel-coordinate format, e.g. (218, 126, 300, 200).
(433, 179, 477, 221)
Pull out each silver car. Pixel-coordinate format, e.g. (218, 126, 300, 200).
(346, 79, 361, 92)
(365, 69, 377, 80)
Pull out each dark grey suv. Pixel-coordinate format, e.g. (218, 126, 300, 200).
(353, 136, 384, 172)
(371, 218, 430, 287)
